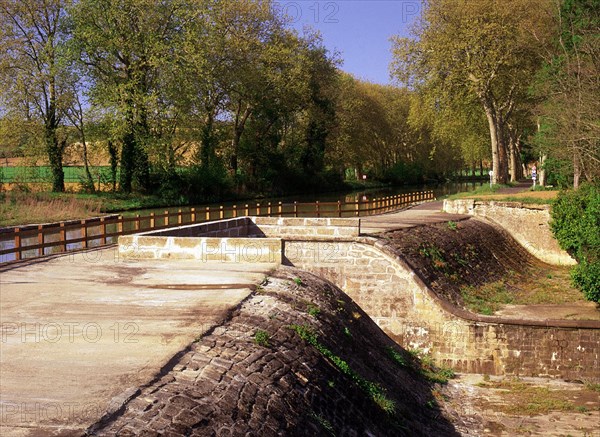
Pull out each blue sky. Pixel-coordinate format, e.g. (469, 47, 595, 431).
(286, 1, 422, 84)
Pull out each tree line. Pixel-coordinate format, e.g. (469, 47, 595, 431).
(1, 0, 596, 200)
(391, 0, 599, 188)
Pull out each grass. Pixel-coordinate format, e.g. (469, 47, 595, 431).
(404, 348, 456, 384)
(461, 265, 586, 315)
(253, 330, 270, 347)
(448, 183, 557, 204)
(289, 324, 397, 415)
(476, 379, 597, 415)
(0, 190, 176, 227)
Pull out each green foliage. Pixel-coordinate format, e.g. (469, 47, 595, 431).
(253, 330, 270, 347)
(408, 348, 456, 384)
(461, 282, 515, 315)
(293, 277, 303, 286)
(447, 221, 458, 231)
(307, 305, 321, 318)
(386, 347, 408, 367)
(289, 324, 396, 414)
(551, 184, 600, 302)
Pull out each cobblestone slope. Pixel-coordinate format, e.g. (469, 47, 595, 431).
(88, 267, 459, 436)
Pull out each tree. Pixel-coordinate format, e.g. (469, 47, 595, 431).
(391, 0, 549, 184)
(532, 0, 600, 188)
(70, 0, 185, 192)
(0, 0, 73, 192)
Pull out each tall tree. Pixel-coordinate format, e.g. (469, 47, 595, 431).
(70, 0, 184, 192)
(391, 0, 548, 184)
(532, 0, 600, 187)
(0, 0, 72, 192)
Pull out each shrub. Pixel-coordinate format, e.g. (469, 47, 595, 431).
(551, 184, 600, 302)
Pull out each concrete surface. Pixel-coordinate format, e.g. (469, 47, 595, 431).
(360, 201, 469, 234)
(0, 247, 275, 436)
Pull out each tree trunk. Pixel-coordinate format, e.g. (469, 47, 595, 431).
(45, 80, 64, 192)
(230, 104, 252, 175)
(108, 140, 118, 192)
(539, 153, 547, 187)
(482, 101, 507, 185)
(45, 127, 64, 193)
(573, 149, 581, 189)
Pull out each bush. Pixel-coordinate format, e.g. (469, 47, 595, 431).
(551, 184, 600, 302)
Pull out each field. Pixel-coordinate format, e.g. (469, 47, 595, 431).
(0, 166, 116, 184)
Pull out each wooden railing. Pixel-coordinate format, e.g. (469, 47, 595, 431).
(0, 190, 434, 264)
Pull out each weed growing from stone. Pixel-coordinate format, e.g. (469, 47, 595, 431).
(254, 330, 270, 347)
(293, 277, 303, 286)
(386, 347, 408, 367)
(447, 221, 458, 231)
(307, 304, 321, 318)
(289, 324, 397, 415)
(408, 348, 456, 384)
(343, 327, 352, 338)
(309, 412, 335, 436)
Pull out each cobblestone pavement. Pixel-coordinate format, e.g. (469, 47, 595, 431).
(90, 267, 458, 436)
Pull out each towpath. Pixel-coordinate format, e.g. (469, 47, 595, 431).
(360, 181, 533, 234)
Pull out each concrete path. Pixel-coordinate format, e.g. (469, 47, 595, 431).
(360, 182, 534, 234)
(360, 201, 469, 234)
(0, 248, 276, 436)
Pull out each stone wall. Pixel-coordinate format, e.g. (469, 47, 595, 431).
(250, 217, 360, 239)
(118, 235, 282, 264)
(284, 238, 600, 381)
(136, 216, 360, 240)
(443, 199, 575, 265)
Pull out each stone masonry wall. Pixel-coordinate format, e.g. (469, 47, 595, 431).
(285, 238, 600, 381)
(118, 235, 282, 264)
(443, 199, 575, 265)
(250, 217, 360, 239)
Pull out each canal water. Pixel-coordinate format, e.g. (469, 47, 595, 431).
(0, 181, 482, 263)
(124, 181, 483, 218)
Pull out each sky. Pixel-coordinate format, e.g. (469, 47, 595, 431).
(287, 0, 422, 85)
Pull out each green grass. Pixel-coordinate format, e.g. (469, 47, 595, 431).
(0, 166, 117, 183)
(461, 281, 515, 315)
(407, 348, 456, 384)
(289, 324, 396, 415)
(253, 330, 270, 347)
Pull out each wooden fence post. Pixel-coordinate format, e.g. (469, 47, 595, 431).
(38, 225, 44, 256)
(100, 218, 107, 245)
(315, 201, 320, 218)
(337, 200, 342, 217)
(150, 212, 155, 229)
(294, 201, 298, 218)
(178, 209, 183, 225)
(60, 222, 66, 252)
(245, 204, 249, 216)
(190, 208, 196, 223)
(82, 220, 88, 249)
(205, 207, 210, 221)
(355, 199, 359, 217)
(219, 206, 224, 220)
(233, 205, 238, 218)
(278, 202, 282, 216)
(14, 228, 21, 261)
(135, 215, 141, 232)
(267, 202, 272, 216)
